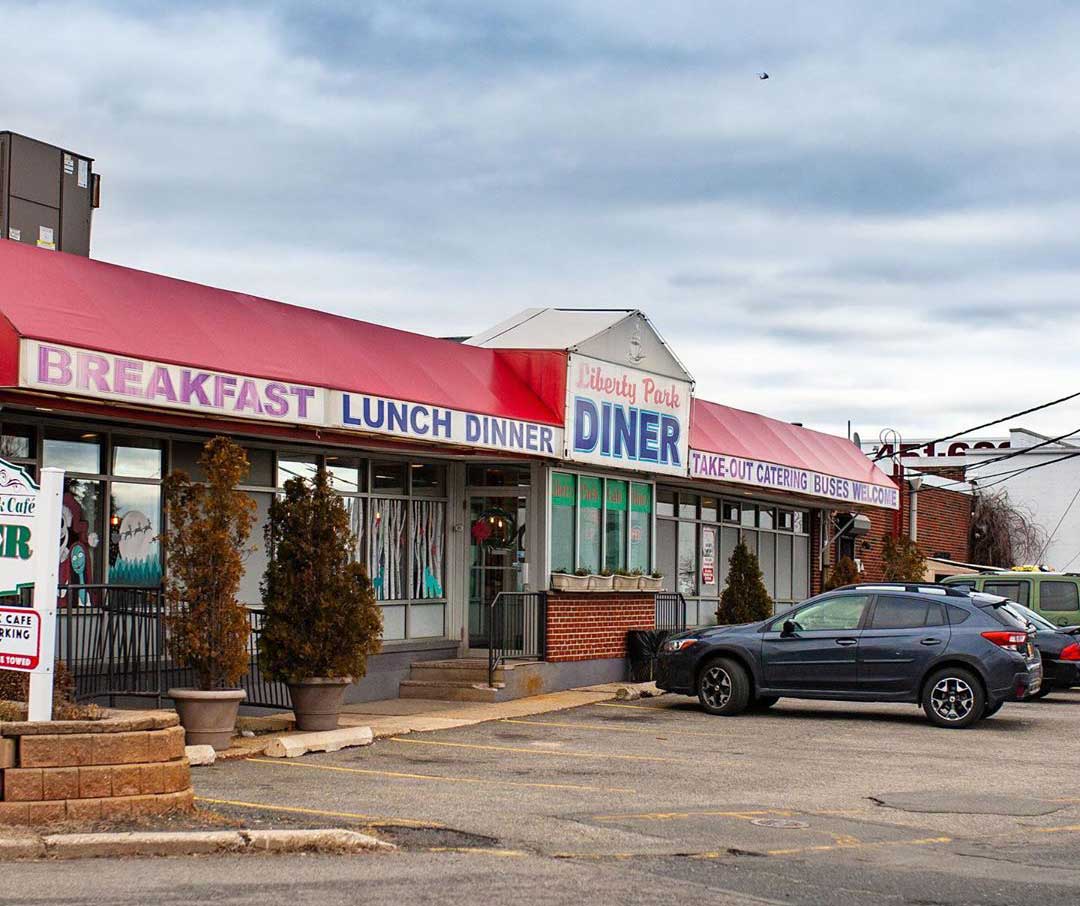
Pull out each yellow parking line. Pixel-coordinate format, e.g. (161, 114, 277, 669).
(498, 718, 730, 739)
(248, 756, 635, 794)
(594, 702, 669, 712)
(386, 736, 693, 764)
(763, 835, 952, 857)
(592, 808, 790, 822)
(427, 847, 528, 857)
(195, 796, 439, 828)
(1034, 823, 1080, 834)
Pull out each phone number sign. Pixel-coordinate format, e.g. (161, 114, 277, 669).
(0, 607, 41, 670)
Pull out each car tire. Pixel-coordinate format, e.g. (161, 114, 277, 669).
(983, 699, 1004, 718)
(750, 695, 780, 710)
(697, 657, 751, 716)
(922, 667, 986, 729)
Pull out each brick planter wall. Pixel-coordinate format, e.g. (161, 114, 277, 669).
(0, 710, 193, 825)
(546, 592, 656, 662)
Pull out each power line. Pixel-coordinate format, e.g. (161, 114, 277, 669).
(972, 452, 1080, 491)
(871, 389, 1080, 461)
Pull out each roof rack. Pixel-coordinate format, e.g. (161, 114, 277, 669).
(836, 582, 971, 598)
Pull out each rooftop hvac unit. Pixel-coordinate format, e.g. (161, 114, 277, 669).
(0, 131, 100, 257)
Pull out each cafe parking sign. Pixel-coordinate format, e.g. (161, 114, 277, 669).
(0, 458, 64, 720)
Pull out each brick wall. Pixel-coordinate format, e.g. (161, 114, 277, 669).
(858, 483, 971, 582)
(546, 593, 655, 662)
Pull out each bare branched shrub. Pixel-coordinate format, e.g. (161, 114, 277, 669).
(970, 490, 1048, 568)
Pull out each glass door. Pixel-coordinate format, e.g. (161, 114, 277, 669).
(467, 493, 527, 649)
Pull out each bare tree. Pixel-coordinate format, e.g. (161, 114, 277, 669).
(970, 490, 1048, 568)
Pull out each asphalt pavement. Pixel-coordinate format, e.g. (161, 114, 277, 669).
(7, 690, 1080, 904)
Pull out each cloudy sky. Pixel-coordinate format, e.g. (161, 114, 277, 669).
(5, 1, 1080, 440)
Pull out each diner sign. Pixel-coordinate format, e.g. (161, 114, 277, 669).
(566, 354, 691, 477)
(21, 340, 324, 426)
(690, 449, 900, 510)
(332, 391, 564, 457)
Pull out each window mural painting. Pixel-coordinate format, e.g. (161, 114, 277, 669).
(369, 498, 406, 601)
(108, 483, 163, 586)
(412, 500, 445, 598)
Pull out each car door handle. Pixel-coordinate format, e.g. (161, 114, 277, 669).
(835, 638, 858, 647)
(920, 638, 942, 646)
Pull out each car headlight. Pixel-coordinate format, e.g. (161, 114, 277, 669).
(663, 637, 700, 653)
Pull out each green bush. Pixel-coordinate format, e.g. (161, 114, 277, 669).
(258, 468, 382, 682)
(882, 533, 926, 581)
(716, 540, 773, 624)
(824, 555, 861, 590)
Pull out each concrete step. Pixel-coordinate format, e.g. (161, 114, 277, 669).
(408, 663, 501, 684)
(397, 679, 505, 703)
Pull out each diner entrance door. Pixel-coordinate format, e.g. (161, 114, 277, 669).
(466, 492, 527, 651)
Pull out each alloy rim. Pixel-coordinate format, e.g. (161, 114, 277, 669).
(701, 665, 732, 709)
(930, 677, 975, 721)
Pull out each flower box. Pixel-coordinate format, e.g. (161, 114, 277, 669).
(613, 574, 641, 592)
(639, 576, 663, 592)
(588, 574, 614, 591)
(551, 572, 591, 592)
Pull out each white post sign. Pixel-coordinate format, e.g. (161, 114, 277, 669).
(0, 459, 63, 721)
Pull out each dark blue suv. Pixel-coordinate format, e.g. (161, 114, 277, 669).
(655, 584, 1043, 729)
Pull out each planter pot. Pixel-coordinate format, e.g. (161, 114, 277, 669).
(551, 573, 590, 592)
(613, 575, 640, 592)
(640, 577, 663, 592)
(168, 688, 246, 751)
(588, 574, 614, 591)
(287, 677, 353, 731)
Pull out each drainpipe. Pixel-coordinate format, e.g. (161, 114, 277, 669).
(909, 476, 923, 541)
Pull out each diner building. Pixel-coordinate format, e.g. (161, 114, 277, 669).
(0, 241, 899, 700)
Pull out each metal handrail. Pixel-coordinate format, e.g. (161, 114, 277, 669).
(654, 591, 688, 632)
(487, 591, 547, 688)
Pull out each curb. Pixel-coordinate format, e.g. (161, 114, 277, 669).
(0, 828, 394, 860)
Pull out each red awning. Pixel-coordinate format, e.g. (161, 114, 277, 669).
(0, 241, 563, 424)
(690, 398, 898, 502)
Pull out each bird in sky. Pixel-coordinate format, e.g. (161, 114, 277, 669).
(757, 71, 770, 80)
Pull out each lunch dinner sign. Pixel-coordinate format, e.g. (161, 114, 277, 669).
(0, 458, 64, 720)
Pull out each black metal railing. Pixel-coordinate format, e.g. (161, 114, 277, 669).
(243, 606, 291, 709)
(654, 591, 688, 632)
(42, 585, 289, 709)
(488, 591, 547, 688)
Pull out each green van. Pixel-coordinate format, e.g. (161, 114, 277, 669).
(941, 572, 1080, 628)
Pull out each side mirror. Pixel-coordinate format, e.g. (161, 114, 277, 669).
(781, 620, 797, 637)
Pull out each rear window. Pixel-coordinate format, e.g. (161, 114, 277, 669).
(870, 596, 946, 629)
(981, 604, 1029, 630)
(984, 580, 1031, 605)
(946, 604, 971, 625)
(1040, 581, 1080, 612)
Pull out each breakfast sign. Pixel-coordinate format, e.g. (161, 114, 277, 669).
(566, 354, 692, 477)
(0, 458, 64, 721)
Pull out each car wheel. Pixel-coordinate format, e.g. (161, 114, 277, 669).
(922, 667, 986, 729)
(750, 695, 780, 710)
(697, 657, 751, 716)
(983, 699, 1004, 717)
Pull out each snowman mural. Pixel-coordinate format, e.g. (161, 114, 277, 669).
(58, 491, 98, 606)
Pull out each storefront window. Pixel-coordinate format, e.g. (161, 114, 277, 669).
(604, 480, 628, 571)
(372, 461, 407, 494)
(467, 464, 530, 487)
(656, 487, 676, 518)
(550, 472, 577, 574)
(657, 484, 811, 625)
(370, 498, 408, 600)
(108, 482, 162, 586)
(1, 422, 35, 460)
(629, 483, 652, 573)
(44, 431, 102, 474)
(410, 499, 445, 599)
(278, 455, 318, 487)
(325, 455, 366, 493)
(60, 479, 104, 600)
(410, 463, 446, 496)
(112, 437, 163, 479)
(577, 476, 602, 574)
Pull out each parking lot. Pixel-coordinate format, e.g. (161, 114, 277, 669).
(171, 690, 1080, 903)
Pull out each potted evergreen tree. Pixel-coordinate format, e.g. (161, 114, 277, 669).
(163, 437, 256, 750)
(259, 468, 383, 731)
(715, 540, 773, 624)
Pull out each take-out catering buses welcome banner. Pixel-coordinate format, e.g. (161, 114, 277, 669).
(690, 449, 900, 509)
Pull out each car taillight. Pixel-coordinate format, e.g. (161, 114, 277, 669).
(982, 630, 1028, 652)
(1060, 642, 1080, 661)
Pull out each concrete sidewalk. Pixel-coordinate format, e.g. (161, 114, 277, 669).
(221, 683, 655, 760)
